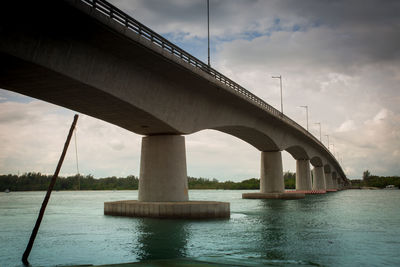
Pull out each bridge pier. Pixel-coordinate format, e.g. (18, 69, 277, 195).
(332, 177, 338, 190)
(243, 151, 304, 199)
(337, 177, 343, 190)
(325, 172, 336, 192)
(138, 135, 188, 202)
(105, 135, 229, 219)
(295, 159, 312, 192)
(331, 173, 338, 191)
(312, 166, 326, 193)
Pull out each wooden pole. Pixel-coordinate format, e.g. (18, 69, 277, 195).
(22, 114, 79, 265)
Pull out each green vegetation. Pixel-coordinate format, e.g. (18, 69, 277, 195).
(0, 171, 297, 191)
(350, 170, 400, 189)
(0, 173, 139, 191)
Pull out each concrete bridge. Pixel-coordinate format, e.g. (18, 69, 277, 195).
(0, 0, 349, 218)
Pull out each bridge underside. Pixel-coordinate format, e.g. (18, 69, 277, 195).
(0, 53, 179, 135)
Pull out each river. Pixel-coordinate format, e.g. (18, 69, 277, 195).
(1, 189, 399, 266)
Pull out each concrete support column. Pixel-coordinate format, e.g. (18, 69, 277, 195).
(337, 177, 342, 189)
(332, 177, 338, 189)
(312, 166, 326, 190)
(296, 159, 312, 191)
(138, 135, 188, 202)
(243, 151, 304, 199)
(260, 151, 284, 193)
(325, 172, 333, 190)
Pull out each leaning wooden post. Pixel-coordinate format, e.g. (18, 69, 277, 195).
(22, 114, 79, 265)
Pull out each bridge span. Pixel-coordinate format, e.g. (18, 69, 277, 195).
(0, 0, 349, 218)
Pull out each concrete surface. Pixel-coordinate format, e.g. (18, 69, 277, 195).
(296, 159, 312, 191)
(260, 151, 284, 193)
(325, 172, 334, 190)
(291, 190, 326, 194)
(242, 192, 305, 199)
(312, 166, 327, 191)
(138, 135, 188, 202)
(104, 200, 230, 219)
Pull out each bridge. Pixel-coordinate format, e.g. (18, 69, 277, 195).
(0, 0, 349, 218)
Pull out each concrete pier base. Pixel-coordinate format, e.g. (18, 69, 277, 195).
(104, 200, 230, 219)
(242, 192, 305, 199)
(243, 151, 305, 200)
(312, 166, 326, 192)
(289, 190, 326, 194)
(105, 135, 230, 219)
(326, 189, 338, 192)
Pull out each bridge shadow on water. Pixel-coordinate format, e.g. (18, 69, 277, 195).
(124, 196, 341, 266)
(252, 198, 335, 266)
(133, 218, 190, 261)
(257, 200, 289, 261)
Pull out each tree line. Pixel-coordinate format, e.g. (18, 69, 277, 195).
(349, 170, 400, 189)
(0, 171, 297, 191)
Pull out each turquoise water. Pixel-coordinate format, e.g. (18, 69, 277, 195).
(1, 190, 399, 266)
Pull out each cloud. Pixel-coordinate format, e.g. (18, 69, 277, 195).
(0, 97, 142, 178)
(337, 120, 356, 133)
(108, 139, 125, 151)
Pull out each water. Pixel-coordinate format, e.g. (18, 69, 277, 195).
(1, 190, 399, 267)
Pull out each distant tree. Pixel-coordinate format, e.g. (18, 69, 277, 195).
(363, 170, 371, 181)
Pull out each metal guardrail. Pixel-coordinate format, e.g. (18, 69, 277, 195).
(79, 0, 344, 177)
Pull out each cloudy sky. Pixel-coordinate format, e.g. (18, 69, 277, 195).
(1, 0, 399, 180)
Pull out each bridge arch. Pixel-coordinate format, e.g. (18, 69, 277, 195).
(284, 145, 309, 160)
(212, 125, 279, 152)
(310, 156, 323, 167)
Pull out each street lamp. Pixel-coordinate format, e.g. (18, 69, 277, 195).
(325, 134, 330, 150)
(272, 75, 283, 113)
(314, 122, 322, 142)
(207, 0, 210, 67)
(299, 105, 309, 131)
(330, 143, 336, 157)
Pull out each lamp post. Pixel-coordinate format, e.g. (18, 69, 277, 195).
(325, 134, 330, 150)
(207, 0, 210, 67)
(299, 105, 309, 131)
(330, 143, 336, 157)
(314, 122, 322, 142)
(272, 75, 283, 113)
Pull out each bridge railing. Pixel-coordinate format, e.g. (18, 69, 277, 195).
(79, 0, 342, 174)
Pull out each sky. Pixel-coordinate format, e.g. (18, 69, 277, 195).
(1, 0, 400, 180)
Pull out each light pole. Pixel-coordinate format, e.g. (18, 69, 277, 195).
(330, 143, 336, 157)
(272, 75, 283, 113)
(299, 105, 309, 131)
(325, 134, 330, 150)
(207, 0, 210, 67)
(314, 122, 322, 142)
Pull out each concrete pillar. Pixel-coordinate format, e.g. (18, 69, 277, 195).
(325, 172, 333, 190)
(337, 177, 342, 189)
(260, 151, 284, 193)
(296, 159, 312, 191)
(332, 172, 338, 189)
(312, 166, 326, 190)
(138, 135, 188, 202)
(332, 177, 338, 189)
